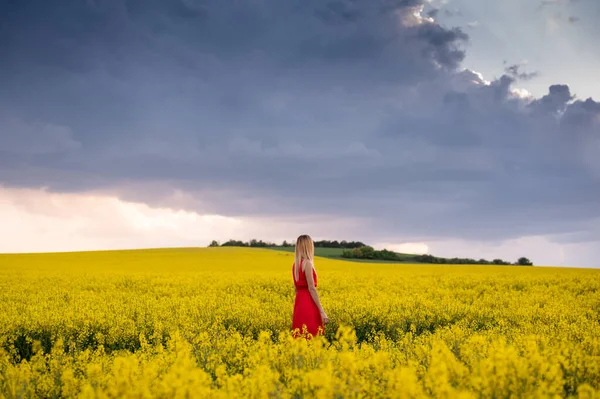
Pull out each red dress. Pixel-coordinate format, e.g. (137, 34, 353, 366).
(292, 259, 324, 337)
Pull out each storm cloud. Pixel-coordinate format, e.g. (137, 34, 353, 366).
(1, 0, 599, 263)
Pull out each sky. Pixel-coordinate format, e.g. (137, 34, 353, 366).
(1, 0, 599, 267)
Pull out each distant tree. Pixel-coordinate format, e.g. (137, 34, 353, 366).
(208, 240, 220, 247)
(359, 245, 375, 259)
(414, 254, 437, 263)
(517, 257, 533, 266)
(348, 241, 366, 249)
(316, 240, 364, 249)
(377, 249, 399, 261)
(281, 240, 292, 247)
(248, 239, 276, 247)
(341, 249, 353, 258)
(221, 240, 248, 247)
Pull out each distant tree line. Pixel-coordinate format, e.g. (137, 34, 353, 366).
(341, 246, 533, 266)
(341, 246, 400, 261)
(314, 240, 365, 249)
(208, 239, 533, 266)
(209, 239, 277, 248)
(208, 239, 365, 249)
(410, 254, 532, 266)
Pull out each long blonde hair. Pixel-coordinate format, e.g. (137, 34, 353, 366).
(294, 234, 315, 281)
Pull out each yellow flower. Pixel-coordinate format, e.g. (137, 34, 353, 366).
(0, 247, 598, 397)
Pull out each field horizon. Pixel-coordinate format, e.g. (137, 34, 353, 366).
(1, 247, 599, 397)
(0, 245, 578, 269)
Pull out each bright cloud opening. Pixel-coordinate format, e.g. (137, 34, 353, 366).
(0, 186, 243, 253)
(375, 242, 430, 255)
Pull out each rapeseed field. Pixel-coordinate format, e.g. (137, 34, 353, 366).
(0, 247, 598, 398)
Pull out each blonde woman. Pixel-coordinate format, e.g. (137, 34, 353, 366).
(292, 234, 329, 338)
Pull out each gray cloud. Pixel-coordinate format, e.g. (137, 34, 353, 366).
(0, 115, 80, 155)
(427, 9, 439, 18)
(504, 64, 539, 81)
(0, 0, 599, 252)
(529, 84, 573, 114)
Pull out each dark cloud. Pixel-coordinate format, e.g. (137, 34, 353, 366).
(0, 0, 466, 77)
(415, 24, 468, 70)
(528, 84, 573, 115)
(504, 64, 539, 81)
(0, 0, 599, 250)
(560, 98, 600, 132)
(427, 8, 439, 18)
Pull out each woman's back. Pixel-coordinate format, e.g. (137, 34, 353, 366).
(292, 259, 318, 288)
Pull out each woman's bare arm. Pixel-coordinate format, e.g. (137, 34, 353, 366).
(304, 260, 328, 322)
(294, 266, 298, 294)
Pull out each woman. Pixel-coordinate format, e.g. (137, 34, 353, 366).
(292, 234, 329, 338)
